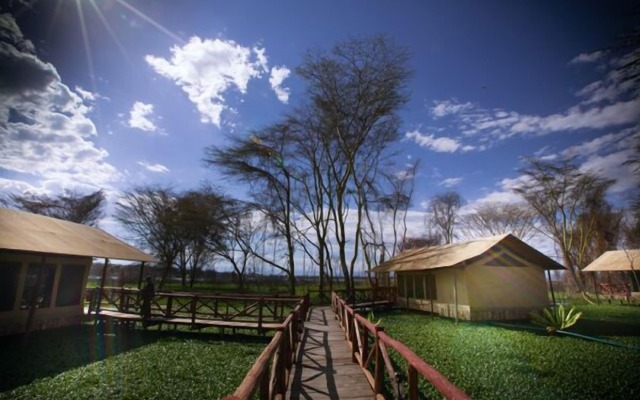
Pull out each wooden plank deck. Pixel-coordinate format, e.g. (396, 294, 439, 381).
(288, 306, 375, 399)
(97, 309, 282, 330)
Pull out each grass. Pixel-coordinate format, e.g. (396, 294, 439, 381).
(0, 322, 269, 399)
(377, 305, 640, 400)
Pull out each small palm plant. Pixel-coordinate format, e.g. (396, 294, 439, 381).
(530, 305, 582, 335)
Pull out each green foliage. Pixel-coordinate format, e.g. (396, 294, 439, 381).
(0, 324, 266, 399)
(530, 305, 582, 334)
(377, 308, 640, 400)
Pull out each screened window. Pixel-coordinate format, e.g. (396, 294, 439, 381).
(21, 263, 56, 309)
(56, 264, 85, 307)
(398, 274, 405, 297)
(0, 262, 21, 311)
(425, 274, 437, 300)
(415, 274, 425, 299)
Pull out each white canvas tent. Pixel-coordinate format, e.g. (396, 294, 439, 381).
(0, 208, 155, 335)
(583, 250, 640, 299)
(373, 234, 564, 321)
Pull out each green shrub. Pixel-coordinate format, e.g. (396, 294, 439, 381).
(530, 305, 582, 334)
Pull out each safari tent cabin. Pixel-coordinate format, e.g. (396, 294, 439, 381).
(583, 249, 640, 293)
(0, 208, 155, 336)
(372, 234, 564, 321)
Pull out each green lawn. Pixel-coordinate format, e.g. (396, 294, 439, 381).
(377, 304, 640, 400)
(0, 323, 268, 400)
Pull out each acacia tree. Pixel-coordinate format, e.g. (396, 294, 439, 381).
(428, 191, 465, 244)
(461, 202, 538, 242)
(9, 189, 105, 226)
(204, 127, 298, 294)
(513, 158, 615, 292)
(205, 36, 412, 295)
(211, 203, 266, 291)
(115, 185, 183, 289)
(296, 36, 412, 293)
(174, 186, 229, 288)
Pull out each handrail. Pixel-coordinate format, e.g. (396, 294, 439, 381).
(222, 295, 309, 400)
(87, 287, 302, 326)
(332, 292, 471, 400)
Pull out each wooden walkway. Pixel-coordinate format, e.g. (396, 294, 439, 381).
(288, 307, 375, 399)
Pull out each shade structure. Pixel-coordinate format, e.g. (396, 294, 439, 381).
(372, 233, 564, 273)
(582, 250, 640, 272)
(0, 208, 156, 262)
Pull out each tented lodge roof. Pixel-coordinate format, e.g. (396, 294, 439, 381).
(0, 208, 156, 262)
(372, 233, 564, 273)
(582, 250, 640, 272)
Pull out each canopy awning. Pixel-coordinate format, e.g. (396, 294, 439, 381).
(0, 208, 156, 262)
(582, 250, 640, 272)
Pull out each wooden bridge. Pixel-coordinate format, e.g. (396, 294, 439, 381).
(87, 287, 469, 398)
(223, 291, 471, 400)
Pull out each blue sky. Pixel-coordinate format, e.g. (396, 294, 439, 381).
(1, 0, 639, 251)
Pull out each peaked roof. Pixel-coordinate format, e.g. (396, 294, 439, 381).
(372, 233, 564, 273)
(0, 208, 156, 262)
(582, 250, 640, 272)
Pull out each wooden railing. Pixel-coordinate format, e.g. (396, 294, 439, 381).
(222, 296, 310, 400)
(86, 287, 303, 327)
(332, 292, 471, 400)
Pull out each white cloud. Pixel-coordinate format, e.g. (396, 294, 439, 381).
(137, 161, 169, 173)
(440, 177, 463, 188)
(405, 130, 465, 153)
(269, 66, 291, 103)
(128, 101, 159, 132)
(146, 36, 269, 127)
(430, 99, 473, 118)
(75, 86, 96, 101)
(0, 14, 120, 194)
(570, 50, 606, 65)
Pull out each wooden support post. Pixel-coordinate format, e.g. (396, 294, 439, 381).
(137, 262, 145, 289)
(96, 258, 109, 316)
(408, 365, 419, 400)
(547, 269, 556, 306)
(25, 255, 47, 334)
(258, 298, 264, 331)
(374, 327, 384, 395)
(453, 269, 459, 323)
(362, 327, 369, 368)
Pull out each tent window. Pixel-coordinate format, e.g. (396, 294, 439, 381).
(426, 274, 437, 300)
(415, 274, 425, 299)
(56, 264, 85, 307)
(0, 262, 21, 311)
(21, 263, 56, 309)
(398, 274, 405, 297)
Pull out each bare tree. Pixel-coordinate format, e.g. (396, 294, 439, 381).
(296, 35, 412, 293)
(461, 202, 538, 242)
(513, 158, 615, 292)
(174, 185, 229, 288)
(428, 191, 465, 244)
(115, 185, 182, 289)
(204, 127, 298, 294)
(9, 189, 105, 226)
(398, 234, 443, 251)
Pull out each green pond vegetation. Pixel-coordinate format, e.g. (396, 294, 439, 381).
(377, 303, 640, 400)
(0, 323, 268, 400)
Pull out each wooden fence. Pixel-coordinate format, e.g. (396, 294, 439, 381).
(332, 292, 471, 400)
(86, 287, 304, 331)
(222, 296, 310, 400)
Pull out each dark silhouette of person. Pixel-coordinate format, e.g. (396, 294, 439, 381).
(140, 277, 155, 324)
